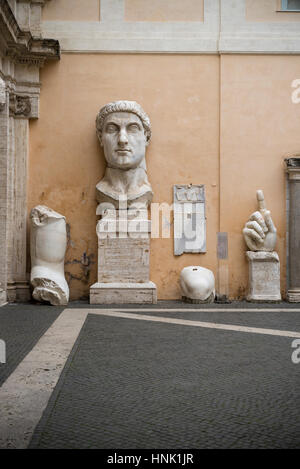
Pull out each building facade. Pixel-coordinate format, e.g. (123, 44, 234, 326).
(1, 0, 300, 303)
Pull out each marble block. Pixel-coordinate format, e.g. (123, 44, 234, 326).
(96, 214, 151, 283)
(246, 251, 281, 302)
(90, 282, 157, 304)
(90, 215, 157, 304)
(98, 236, 150, 283)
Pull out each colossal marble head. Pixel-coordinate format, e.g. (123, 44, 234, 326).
(95, 100, 153, 209)
(96, 100, 151, 171)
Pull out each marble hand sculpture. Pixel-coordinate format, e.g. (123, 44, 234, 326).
(243, 190, 277, 252)
(95, 100, 153, 210)
(30, 205, 69, 305)
(180, 266, 215, 303)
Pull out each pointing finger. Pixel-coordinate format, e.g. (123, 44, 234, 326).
(256, 190, 266, 212)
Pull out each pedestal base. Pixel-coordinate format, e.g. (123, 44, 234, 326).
(90, 281, 157, 304)
(0, 289, 7, 306)
(286, 289, 300, 303)
(6, 281, 31, 303)
(182, 292, 215, 304)
(246, 251, 281, 302)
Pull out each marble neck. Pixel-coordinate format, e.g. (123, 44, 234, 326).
(102, 166, 151, 197)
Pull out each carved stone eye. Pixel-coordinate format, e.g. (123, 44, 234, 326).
(127, 123, 140, 132)
(105, 123, 118, 132)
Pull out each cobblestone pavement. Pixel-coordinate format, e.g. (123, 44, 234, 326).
(25, 306, 300, 449)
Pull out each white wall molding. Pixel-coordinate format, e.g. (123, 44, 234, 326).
(219, 0, 300, 54)
(42, 0, 300, 54)
(42, 0, 220, 54)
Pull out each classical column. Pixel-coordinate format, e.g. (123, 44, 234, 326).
(0, 78, 8, 305)
(6, 117, 31, 302)
(0, 1, 60, 303)
(286, 157, 300, 302)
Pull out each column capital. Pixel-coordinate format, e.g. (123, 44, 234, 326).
(285, 157, 300, 180)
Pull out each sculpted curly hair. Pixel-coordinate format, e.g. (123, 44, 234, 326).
(96, 100, 151, 143)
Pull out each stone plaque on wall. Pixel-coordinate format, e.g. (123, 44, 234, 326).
(173, 184, 206, 255)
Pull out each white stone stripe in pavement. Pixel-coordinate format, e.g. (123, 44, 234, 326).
(0, 308, 88, 449)
(96, 308, 300, 313)
(81, 309, 300, 338)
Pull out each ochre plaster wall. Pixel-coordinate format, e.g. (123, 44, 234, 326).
(29, 54, 300, 300)
(28, 54, 220, 300)
(220, 55, 300, 299)
(42, 0, 100, 21)
(125, 0, 204, 22)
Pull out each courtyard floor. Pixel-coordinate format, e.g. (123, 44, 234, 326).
(0, 301, 299, 449)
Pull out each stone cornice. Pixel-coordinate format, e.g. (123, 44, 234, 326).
(0, 0, 60, 65)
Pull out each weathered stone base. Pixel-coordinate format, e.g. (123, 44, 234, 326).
(215, 294, 231, 304)
(90, 282, 157, 304)
(246, 297, 282, 304)
(6, 281, 31, 303)
(286, 289, 300, 303)
(0, 289, 7, 306)
(182, 292, 215, 304)
(246, 251, 281, 302)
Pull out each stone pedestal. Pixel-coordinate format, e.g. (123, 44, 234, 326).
(246, 251, 281, 302)
(90, 214, 157, 304)
(286, 158, 300, 302)
(90, 282, 157, 304)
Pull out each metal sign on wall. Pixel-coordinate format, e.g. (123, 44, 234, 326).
(173, 184, 206, 255)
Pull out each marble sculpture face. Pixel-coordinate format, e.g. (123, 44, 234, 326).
(101, 111, 148, 171)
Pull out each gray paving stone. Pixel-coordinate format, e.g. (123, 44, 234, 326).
(0, 303, 63, 386)
(29, 313, 300, 449)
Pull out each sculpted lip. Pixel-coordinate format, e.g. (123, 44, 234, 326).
(115, 149, 132, 153)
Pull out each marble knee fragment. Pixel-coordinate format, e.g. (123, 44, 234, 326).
(30, 205, 69, 306)
(180, 266, 215, 303)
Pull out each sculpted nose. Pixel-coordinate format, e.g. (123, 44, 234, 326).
(118, 128, 128, 145)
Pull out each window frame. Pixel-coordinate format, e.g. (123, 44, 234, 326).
(281, 0, 300, 11)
